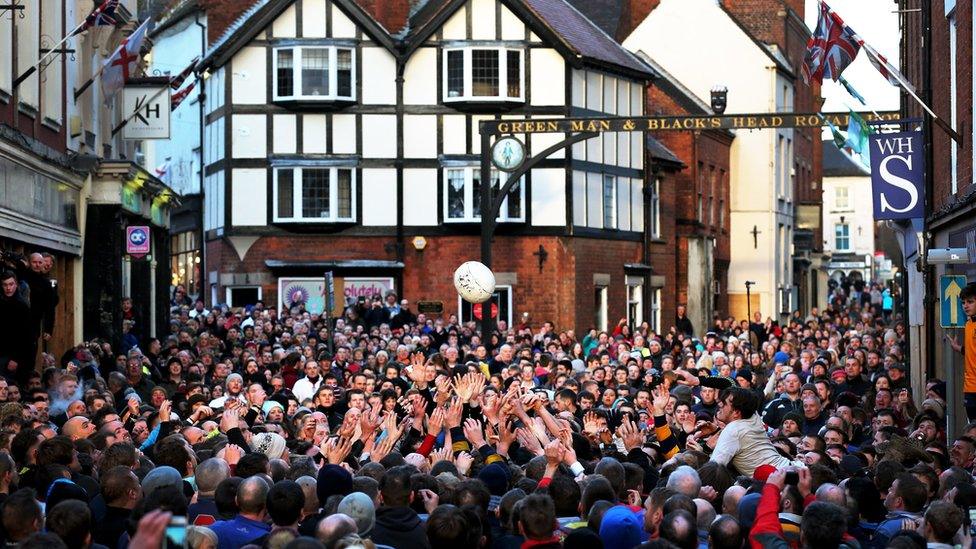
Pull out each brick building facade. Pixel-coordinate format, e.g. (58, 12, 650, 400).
(901, 0, 974, 431)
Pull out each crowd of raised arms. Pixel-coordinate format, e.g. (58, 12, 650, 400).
(0, 267, 975, 549)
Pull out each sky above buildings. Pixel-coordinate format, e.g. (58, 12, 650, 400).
(804, 0, 902, 113)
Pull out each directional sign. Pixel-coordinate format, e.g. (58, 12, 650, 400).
(126, 225, 151, 258)
(122, 85, 171, 140)
(941, 275, 968, 328)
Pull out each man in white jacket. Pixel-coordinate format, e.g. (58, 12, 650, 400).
(292, 360, 323, 404)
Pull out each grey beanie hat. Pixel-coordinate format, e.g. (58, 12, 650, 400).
(337, 492, 376, 536)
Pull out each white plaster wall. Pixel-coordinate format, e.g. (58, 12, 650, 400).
(443, 115, 466, 155)
(403, 169, 438, 225)
(332, 114, 357, 154)
(232, 47, 267, 105)
(303, 114, 327, 154)
(231, 169, 267, 226)
(500, 5, 525, 40)
(232, 115, 267, 158)
(362, 115, 396, 158)
(404, 115, 437, 158)
(404, 48, 437, 105)
(273, 114, 297, 154)
(332, 4, 357, 38)
(530, 50, 565, 106)
(531, 169, 566, 226)
(471, 0, 495, 39)
(361, 169, 398, 226)
(272, 4, 297, 37)
(361, 47, 397, 105)
(302, 0, 327, 37)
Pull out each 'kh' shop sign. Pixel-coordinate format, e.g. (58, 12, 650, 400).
(869, 130, 924, 220)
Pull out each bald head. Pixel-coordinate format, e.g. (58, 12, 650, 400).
(195, 458, 230, 496)
(722, 486, 747, 518)
(815, 483, 846, 507)
(62, 416, 94, 441)
(237, 476, 269, 516)
(316, 513, 357, 546)
(694, 498, 716, 531)
(296, 476, 319, 516)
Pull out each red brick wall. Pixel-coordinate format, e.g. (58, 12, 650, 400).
(617, 0, 661, 41)
(721, 0, 787, 51)
(207, 234, 648, 334)
(355, 0, 412, 35)
(201, 0, 262, 45)
(645, 83, 733, 318)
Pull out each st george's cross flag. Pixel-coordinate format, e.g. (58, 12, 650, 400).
(802, 1, 861, 86)
(101, 18, 151, 99)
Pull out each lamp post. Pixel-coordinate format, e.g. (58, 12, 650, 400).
(745, 281, 756, 322)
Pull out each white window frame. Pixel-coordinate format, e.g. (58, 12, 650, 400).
(650, 178, 661, 238)
(626, 275, 644, 327)
(602, 174, 616, 229)
(272, 46, 357, 102)
(225, 285, 263, 307)
(273, 166, 357, 223)
(650, 288, 661, 333)
(443, 167, 525, 223)
(834, 223, 851, 252)
(442, 47, 525, 103)
(594, 286, 608, 332)
(835, 186, 850, 211)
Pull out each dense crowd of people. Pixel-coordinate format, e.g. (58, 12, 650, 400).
(0, 266, 972, 549)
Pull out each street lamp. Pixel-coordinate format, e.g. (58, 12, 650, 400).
(745, 281, 756, 321)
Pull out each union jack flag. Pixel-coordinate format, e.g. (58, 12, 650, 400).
(802, 1, 861, 86)
(71, 0, 120, 37)
(171, 81, 196, 110)
(169, 57, 200, 90)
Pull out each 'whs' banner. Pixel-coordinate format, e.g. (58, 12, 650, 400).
(870, 130, 924, 220)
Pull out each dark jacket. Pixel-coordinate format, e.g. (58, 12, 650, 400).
(94, 506, 131, 548)
(0, 294, 32, 371)
(371, 506, 431, 549)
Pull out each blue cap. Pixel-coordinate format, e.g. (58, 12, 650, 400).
(599, 506, 642, 549)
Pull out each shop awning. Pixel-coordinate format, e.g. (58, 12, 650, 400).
(265, 259, 405, 271)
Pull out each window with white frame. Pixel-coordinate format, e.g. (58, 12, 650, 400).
(273, 46, 355, 101)
(226, 286, 262, 308)
(443, 47, 524, 102)
(650, 288, 661, 333)
(835, 186, 850, 210)
(834, 223, 850, 251)
(603, 175, 616, 229)
(594, 286, 608, 331)
(650, 178, 661, 238)
(274, 166, 356, 222)
(444, 167, 523, 222)
(626, 276, 644, 328)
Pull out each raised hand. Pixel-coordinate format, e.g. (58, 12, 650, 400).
(435, 376, 453, 404)
(371, 435, 396, 463)
(544, 439, 565, 466)
(323, 436, 353, 464)
(651, 383, 670, 416)
(454, 374, 473, 402)
(407, 353, 427, 383)
(455, 451, 474, 475)
(616, 418, 644, 452)
(463, 418, 486, 448)
(467, 374, 485, 403)
(583, 411, 602, 437)
(427, 407, 446, 436)
(496, 419, 516, 456)
(429, 445, 453, 466)
(361, 407, 381, 439)
(217, 443, 243, 466)
(445, 398, 463, 429)
(517, 427, 543, 456)
(417, 489, 439, 514)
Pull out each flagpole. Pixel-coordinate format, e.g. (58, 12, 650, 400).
(12, 6, 96, 89)
(891, 72, 962, 144)
(74, 63, 109, 102)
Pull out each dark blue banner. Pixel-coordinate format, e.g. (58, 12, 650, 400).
(870, 130, 924, 220)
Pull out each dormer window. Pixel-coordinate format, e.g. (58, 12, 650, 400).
(443, 47, 524, 105)
(273, 46, 355, 104)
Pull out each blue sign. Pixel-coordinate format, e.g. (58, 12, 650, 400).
(870, 130, 924, 220)
(940, 275, 968, 328)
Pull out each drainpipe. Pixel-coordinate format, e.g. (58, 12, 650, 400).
(395, 57, 406, 290)
(196, 11, 207, 305)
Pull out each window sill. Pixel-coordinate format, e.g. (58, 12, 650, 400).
(18, 102, 38, 118)
(274, 219, 357, 225)
(444, 218, 525, 224)
(444, 98, 525, 113)
(272, 97, 356, 111)
(41, 117, 63, 132)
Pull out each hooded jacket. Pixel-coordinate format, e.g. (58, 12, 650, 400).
(371, 506, 431, 549)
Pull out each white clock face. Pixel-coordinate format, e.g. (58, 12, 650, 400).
(491, 137, 525, 172)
